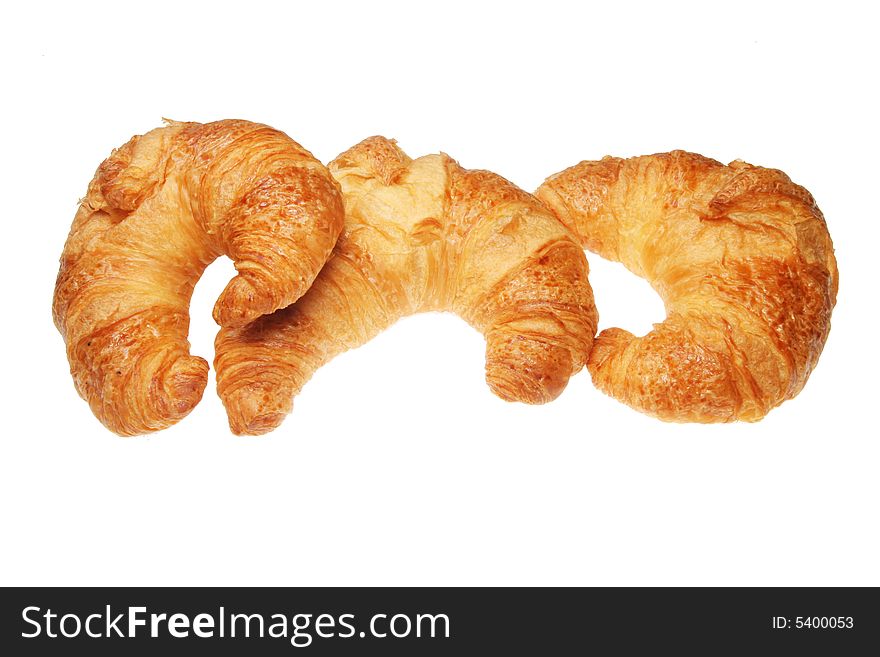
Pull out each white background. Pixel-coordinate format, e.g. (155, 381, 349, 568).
(1, 1, 877, 586)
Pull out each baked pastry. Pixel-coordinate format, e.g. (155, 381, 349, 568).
(53, 119, 345, 435)
(215, 137, 599, 434)
(536, 151, 838, 422)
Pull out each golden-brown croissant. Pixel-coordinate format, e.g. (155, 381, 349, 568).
(53, 119, 345, 435)
(536, 151, 838, 422)
(215, 137, 599, 435)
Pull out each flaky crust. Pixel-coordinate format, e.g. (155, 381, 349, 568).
(536, 151, 838, 422)
(53, 120, 344, 435)
(215, 137, 598, 435)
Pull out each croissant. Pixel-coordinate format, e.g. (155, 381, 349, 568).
(215, 137, 599, 434)
(53, 119, 345, 435)
(536, 151, 838, 422)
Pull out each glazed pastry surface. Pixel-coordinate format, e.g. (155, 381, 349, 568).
(536, 151, 838, 422)
(53, 119, 344, 435)
(216, 137, 598, 434)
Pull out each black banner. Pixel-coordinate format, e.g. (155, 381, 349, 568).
(1, 587, 877, 654)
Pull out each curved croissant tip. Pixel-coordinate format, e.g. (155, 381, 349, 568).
(236, 411, 287, 436)
(487, 370, 566, 405)
(222, 382, 291, 436)
(485, 336, 574, 405)
(213, 276, 263, 328)
(162, 355, 209, 418)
